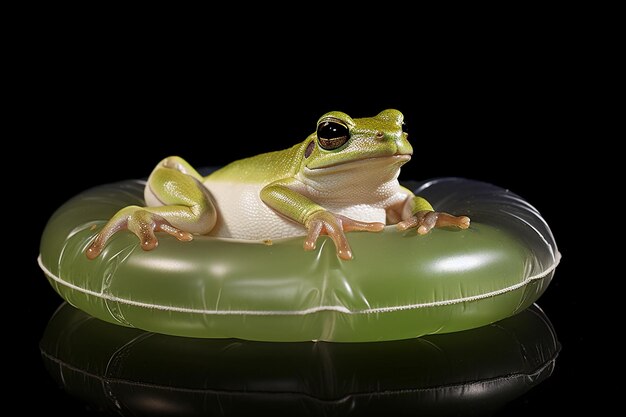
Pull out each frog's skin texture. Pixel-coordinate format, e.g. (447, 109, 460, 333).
(86, 109, 470, 260)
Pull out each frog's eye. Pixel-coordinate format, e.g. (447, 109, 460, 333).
(317, 119, 349, 150)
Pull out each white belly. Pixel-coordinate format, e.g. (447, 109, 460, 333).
(204, 180, 305, 240)
(203, 179, 405, 241)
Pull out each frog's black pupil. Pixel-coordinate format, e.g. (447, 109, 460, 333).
(317, 121, 349, 150)
(318, 122, 347, 139)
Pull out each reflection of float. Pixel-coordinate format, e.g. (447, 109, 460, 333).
(40, 303, 559, 417)
(39, 177, 559, 341)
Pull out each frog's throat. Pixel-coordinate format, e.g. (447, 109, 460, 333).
(305, 154, 410, 174)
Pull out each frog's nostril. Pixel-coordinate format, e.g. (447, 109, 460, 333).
(375, 131, 385, 140)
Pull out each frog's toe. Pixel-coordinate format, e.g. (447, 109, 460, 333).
(304, 220, 323, 251)
(397, 210, 437, 234)
(398, 211, 471, 235)
(86, 239, 105, 260)
(158, 223, 194, 242)
(341, 217, 385, 233)
(304, 211, 355, 260)
(127, 210, 160, 251)
(434, 213, 471, 230)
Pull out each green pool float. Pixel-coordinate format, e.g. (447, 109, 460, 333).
(39, 178, 559, 342)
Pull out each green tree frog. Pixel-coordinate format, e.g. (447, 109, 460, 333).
(86, 109, 470, 260)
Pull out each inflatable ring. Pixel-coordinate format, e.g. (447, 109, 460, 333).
(39, 177, 560, 342)
(41, 303, 559, 415)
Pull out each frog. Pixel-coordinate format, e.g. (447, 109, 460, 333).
(86, 109, 470, 261)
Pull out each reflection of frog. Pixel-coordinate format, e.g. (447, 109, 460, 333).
(87, 109, 470, 260)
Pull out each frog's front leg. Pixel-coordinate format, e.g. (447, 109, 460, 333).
(261, 179, 384, 260)
(389, 188, 470, 234)
(86, 156, 217, 259)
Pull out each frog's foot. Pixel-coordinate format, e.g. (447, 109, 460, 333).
(86, 206, 193, 259)
(304, 211, 384, 260)
(397, 210, 470, 235)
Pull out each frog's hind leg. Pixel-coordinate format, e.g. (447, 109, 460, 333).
(86, 156, 217, 259)
(143, 156, 217, 234)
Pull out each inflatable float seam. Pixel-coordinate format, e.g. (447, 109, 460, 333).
(38, 253, 560, 316)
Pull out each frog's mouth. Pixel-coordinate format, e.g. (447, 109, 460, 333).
(306, 154, 411, 174)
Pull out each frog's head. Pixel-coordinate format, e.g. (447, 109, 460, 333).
(302, 109, 412, 173)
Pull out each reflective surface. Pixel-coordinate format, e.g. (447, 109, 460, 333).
(40, 303, 559, 416)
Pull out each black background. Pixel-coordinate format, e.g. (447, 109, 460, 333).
(18, 33, 591, 416)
